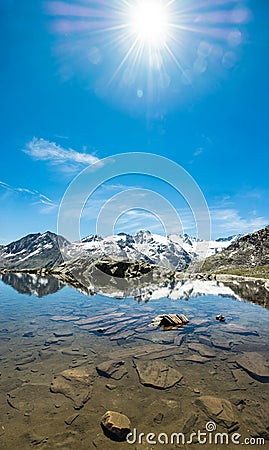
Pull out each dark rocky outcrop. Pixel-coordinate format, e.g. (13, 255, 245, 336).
(202, 226, 269, 276)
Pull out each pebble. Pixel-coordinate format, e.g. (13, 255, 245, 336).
(105, 384, 117, 390)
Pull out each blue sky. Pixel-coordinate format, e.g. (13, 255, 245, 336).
(1, 0, 268, 244)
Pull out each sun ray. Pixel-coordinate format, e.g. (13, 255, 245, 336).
(163, 42, 188, 79)
(109, 36, 141, 85)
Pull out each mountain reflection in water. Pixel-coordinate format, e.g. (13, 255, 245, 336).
(0, 273, 64, 297)
(1, 272, 268, 309)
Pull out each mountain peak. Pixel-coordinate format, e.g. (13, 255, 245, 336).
(134, 229, 152, 236)
(81, 234, 103, 243)
(0, 231, 69, 270)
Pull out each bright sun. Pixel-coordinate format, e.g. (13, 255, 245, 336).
(129, 1, 170, 47)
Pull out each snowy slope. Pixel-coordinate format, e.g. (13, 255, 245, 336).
(169, 233, 239, 258)
(0, 232, 70, 269)
(0, 230, 240, 271)
(71, 230, 238, 270)
(71, 230, 192, 271)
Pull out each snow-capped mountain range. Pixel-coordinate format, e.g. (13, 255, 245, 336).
(0, 230, 239, 271)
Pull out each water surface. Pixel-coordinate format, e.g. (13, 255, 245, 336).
(0, 275, 269, 449)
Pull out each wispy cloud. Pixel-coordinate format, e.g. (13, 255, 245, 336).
(49, 172, 269, 239)
(113, 207, 268, 238)
(79, 188, 190, 238)
(210, 207, 268, 237)
(0, 180, 57, 213)
(189, 147, 204, 164)
(114, 210, 166, 235)
(91, 202, 268, 238)
(23, 137, 102, 173)
(193, 147, 203, 157)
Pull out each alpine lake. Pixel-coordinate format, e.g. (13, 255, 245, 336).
(0, 272, 269, 450)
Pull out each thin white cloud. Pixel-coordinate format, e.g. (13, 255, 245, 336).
(24, 137, 102, 172)
(0, 181, 13, 190)
(193, 147, 203, 157)
(0, 180, 57, 213)
(113, 207, 268, 238)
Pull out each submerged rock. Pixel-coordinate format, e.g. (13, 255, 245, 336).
(53, 331, 73, 338)
(105, 384, 117, 390)
(22, 331, 36, 338)
(175, 354, 211, 364)
(134, 359, 183, 389)
(65, 413, 79, 426)
(188, 343, 216, 358)
(50, 367, 94, 409)
(183, 414, 198, 434)
(153, 412, 164, 424)
(101, 411, 131, 441)
(236, 352, 269, 382)
(196, 396, 238, 429)
(211, 339, 231, 351)
(50, 316, 81, 322)
(96, 360, 128, 380)
(222, 324, 258, 336)
(15, 354, 36, 366)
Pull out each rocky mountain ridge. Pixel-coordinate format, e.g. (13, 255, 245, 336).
(0, 230, 239, 271)
(0, 231, 69, 269)
(202, 225, 269, 276)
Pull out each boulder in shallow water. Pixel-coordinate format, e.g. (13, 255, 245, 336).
(216, 314, 225, 322)
(152, 314, 189, 330)
(101, 411, 131, 441)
